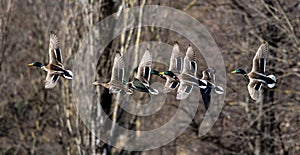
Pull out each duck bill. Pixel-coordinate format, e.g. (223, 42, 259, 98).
(231, 70, 237, 74)
(159, 72, 164, 75)
(28, 63, 34, 66)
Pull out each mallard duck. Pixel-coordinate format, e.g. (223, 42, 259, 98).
(28, 31, 73, 89)
(231, 41, 276, 100)
(126, 50, 159, 95)
(152, 42, 183, 93)
(200, 68, 224, 110)
(176, 45, 207, 100)
(93, 53, 133, 94)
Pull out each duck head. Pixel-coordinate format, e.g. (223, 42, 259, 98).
(151, 69, 165, 79)
(231, 69, 247, 75)
(92, 81, 110, 89)
(28, 61, 44, 68)
(231, 69, 249, 81)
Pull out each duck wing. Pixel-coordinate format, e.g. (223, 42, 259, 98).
(182, 45, 197, 76)
(169, 42, 183, 73)
(136, 49, 152, 85)
(111, 53, 125, 83)
(45, 73, 60, 89)
(247, 79, 263, 100)
(49, 31, 63, 64)
(176, 81, 194, 100)
(252, 41, 269, 74)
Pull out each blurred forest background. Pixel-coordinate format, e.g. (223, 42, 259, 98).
(0, 0, 299, 154)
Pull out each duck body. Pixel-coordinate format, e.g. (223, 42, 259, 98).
(127, 78, 158, 94)
(247, 71, 276, 87)
(43, 63, 72, 77)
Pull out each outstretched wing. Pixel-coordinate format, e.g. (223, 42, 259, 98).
(111, 53, 125, 82)
(251, 41, 269, 73)
(169, 42, 183, 73)
(247, 80, 263, 100)
(137, 49, 152, 83)
(176, 81, 194, 100)
(49, 31, 63, 64)
(182, 45, 197, 76)
(45, 73, 60, 89)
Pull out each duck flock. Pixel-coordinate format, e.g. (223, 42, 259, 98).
(28, 31, 277, 110)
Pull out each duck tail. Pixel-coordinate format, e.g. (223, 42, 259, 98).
(63, 70, 73, 79)
(148, 87, 159, 95)
(125, 88, 133, 95)
(198, 79, 207, 89)
(214, 85, 224, 94)
(267, 74, 276, 88)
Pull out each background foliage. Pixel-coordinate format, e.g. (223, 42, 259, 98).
(0, 0, 299, 154)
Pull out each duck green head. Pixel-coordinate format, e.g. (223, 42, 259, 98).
(28, 61, 44, 68)
(231, 69, 247, 75)
(151, 69, 160, 75)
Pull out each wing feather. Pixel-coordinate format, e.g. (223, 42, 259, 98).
(251, 41, 268, 73)
(169, 42, 183, 73)
(182, 45, 197, 76)
(49, 31, 63, 63)
(247, 80, 262, 100)
(111, 53, 124, 82)
(176, 81, 193, 100)
(45, 73, 60, 89)
(137, 49, 152, 82)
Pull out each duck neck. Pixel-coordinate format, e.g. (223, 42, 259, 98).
(243, 74, 250, 81)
